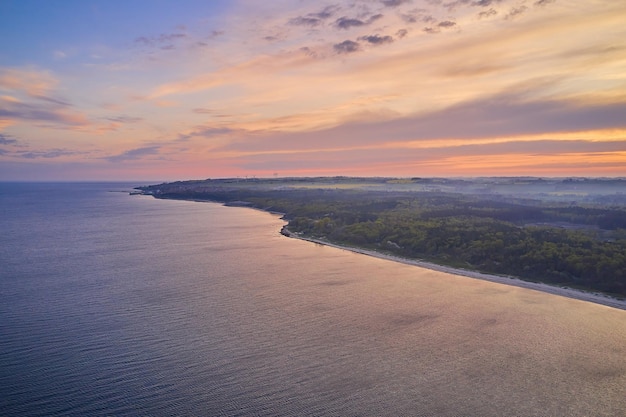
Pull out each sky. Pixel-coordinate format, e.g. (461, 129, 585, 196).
(1, 0, 625, 181)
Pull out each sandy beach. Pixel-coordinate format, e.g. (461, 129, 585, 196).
(281, 228, 626, 311)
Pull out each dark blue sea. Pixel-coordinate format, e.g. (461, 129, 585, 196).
(1, 183, 625, 416)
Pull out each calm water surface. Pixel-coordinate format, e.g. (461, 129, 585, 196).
(1, 183, 625, 416)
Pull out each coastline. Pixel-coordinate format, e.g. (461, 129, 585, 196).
(140, 194, 625, 311)
(280, 227, 626, 311)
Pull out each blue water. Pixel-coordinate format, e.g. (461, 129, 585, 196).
(1, 183, 625, 416)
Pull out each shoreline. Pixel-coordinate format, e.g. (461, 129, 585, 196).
(141, 195, 626, 311)
(281, 227, 626, 311)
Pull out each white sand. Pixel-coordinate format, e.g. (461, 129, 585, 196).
(284, 231, 626, 311)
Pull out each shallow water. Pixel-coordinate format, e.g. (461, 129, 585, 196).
(1, 183, 625, 416)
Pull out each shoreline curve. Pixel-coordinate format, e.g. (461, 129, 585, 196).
(280, 227, 626, 311)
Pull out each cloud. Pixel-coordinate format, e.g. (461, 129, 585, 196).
(4, 0, 623, 179)
(442, 62, 506, 77)
(33, 95, 71, 107)
(0, 98, 89, 127)
(218, 92, 626, 155)
(0, 68, 58, 98)
(135, 32, 187, 47)
(368, 95, 626, 143)
(400, 14, 416, 23)
(442, 0, 502, 10)
(471, 0, 502, 7)
(0, 68, 98, 130)
(233, 137, 626, 174)
(505, 6, 528, 19)
(105, 115, 143, 123)
(0, 133, 17, 145)
(17, 149, 79, 159)
(146, 1, 626, 148)
(478, 8, 497, 18)
(288, 5, 338, 27)
(135, 37, 151, 45)
(534, 0, 555, 6)
(335, 14, 383, 30)
(192, 108, 215, 114)
(334, 40, 361, 54)
(0, 139, 87, 159)
(442, 0, 470, 11)
(438, 20, 457, 28)
(192, 108, 236, 118)
(106, 146, 160, 162)
(189, 126, 235, 137)
(335, 17, 367, 30)
(423, 20, 457, 33)
(174, 124, 238, 143)
(289, 16, 324, 27)
(359, 34, 394, 45)
(311, 5, 338, 19)
(369, 13, 385, 23)
(147, 45, 322, 99)
(299, 46, 318, 58)
(381, 0, 412, 7)
(401, 11, 436, 24)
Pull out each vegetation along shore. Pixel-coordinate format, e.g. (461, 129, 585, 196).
(137, 177, 626, 309)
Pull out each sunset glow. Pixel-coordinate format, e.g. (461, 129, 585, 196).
(1, 0, 625, 180)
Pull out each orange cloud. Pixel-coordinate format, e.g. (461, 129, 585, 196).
(3, 0, 626, 180)
(0, 68, 58, 97)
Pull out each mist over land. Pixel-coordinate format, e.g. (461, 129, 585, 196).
(138, 176, 626, 303)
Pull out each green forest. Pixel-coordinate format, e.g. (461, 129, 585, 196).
(139, 177, 626, 297)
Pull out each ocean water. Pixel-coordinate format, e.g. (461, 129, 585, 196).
(1, 182, 625, 416)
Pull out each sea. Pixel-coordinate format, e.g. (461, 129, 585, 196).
(1, 182, 625, 417)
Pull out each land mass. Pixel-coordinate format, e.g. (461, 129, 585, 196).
(137, 177, 626, 308)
